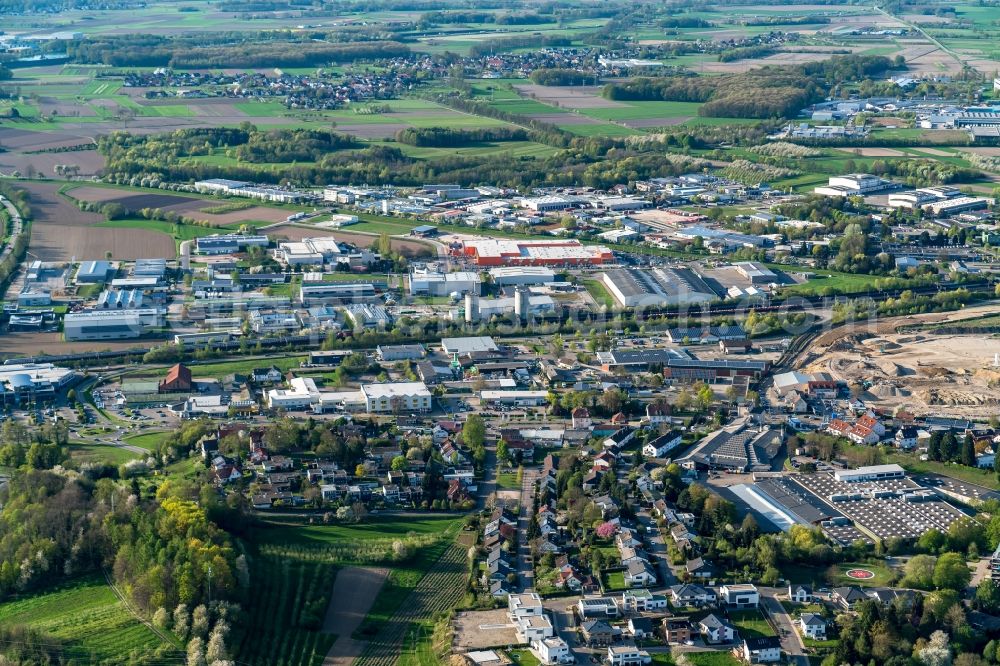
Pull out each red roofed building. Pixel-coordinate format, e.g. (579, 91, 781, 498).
(159, 363, 193, 393)
(457, 238, 613, 267)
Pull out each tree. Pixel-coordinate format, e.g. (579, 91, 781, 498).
(496, 439, 509, 465)
(599, 388, 625, 415)
(152, 607, 169, 630)
(915, 630, 951, 666)
(903, 554, 936, 590)
(187, 637, 206, 666)
(391, 455, 408, 471)
(976, 579, 1000, 613)
(961, 433, 976, 467)
(463, 414, 486, 448)
(354, 464, 366, 478)
(933, 552, 971, 591)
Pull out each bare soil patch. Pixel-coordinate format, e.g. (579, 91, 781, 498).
(19, 181, 176, 261)
(68, 185, 291, 226)
(322, 567, 389, 666)
(514, 84, 625, 109)
(453, 609, 521, 651)
(0, 149, 105, 178)
(0, 331, 168, 358)
(837, 147, 906, 157)
(527, 113, 602, 125)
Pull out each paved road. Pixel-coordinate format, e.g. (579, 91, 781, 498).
(517, 468, 538, 591)
(322, 567, 389, 666)
(761, 590, 809, 666)
(0, 195, 24, 268)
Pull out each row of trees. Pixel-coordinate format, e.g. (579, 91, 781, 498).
(394, 125, 530, 147)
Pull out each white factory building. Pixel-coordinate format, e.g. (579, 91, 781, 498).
(63, 309, 164, 340)
(0, 363, 76, 406)
(488, 267, 557, 287)
(409, 267, 481, 297)
(266, 380, 431, 413)
(814, 173, 891, 197)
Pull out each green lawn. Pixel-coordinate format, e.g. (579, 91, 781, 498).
(253, 515, 464, 548)
(581, 279, 616, 308)
(686, 653, 741, 666)
(826, 561, 894, 588)
(508, 649, 541, 666)
(123, 431, 171, 451)
(496, 471, 520, 489)
(67, 443, 141, 466)
(729, 610, 775, 638)
(144, 355, 305, 379)
(605, 571, 627, 591)
(0, 576, 174, 663)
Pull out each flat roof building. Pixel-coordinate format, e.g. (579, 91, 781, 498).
(409, 268, 481, 297)
(488, 266, 557, 286)
(733, 262, 776, 285)
(361, 382, 432, 413)
(63, 309, 164, 340)
(442, 336, 499, 355)
(299, 282, 377, 304)
(459, 239, 613, 267)
(76, 260, 114, 284)
(0, 362, 76, 406)
(834, 464, 905, 483)
(601, 267, 717, 308)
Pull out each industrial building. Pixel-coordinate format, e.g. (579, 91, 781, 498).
(195, 234, 269, 255)
(480, 389, 549, 406)
(342, 304, 391, 329)
(76, 260, 115, 284)
(833, 464, 905, 483)
(376, 344, 426, 362)
(0, 363, 76, 406)
(600, 268, 717, 308)
(266, 379, 431, 413)
(663, 358, 768, 381)
(488, 266, 557, 287)
(133, 258, 168, 279)
(63, 309, 164, 340)
(299, 282, 377, 304)
(458, 239, 613, 267)
(733, 262, 776, 285)
(95, 289, 144, 309)
(441, 336, 499, 355)
(677, 418, 779, 472)
(814, 173, 892, 197)
(922, 196, 991, 216)
(409, 267, 481, 297)
(596, 348, 690, 372)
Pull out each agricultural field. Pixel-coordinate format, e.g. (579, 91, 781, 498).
(0, 576, 175, 664)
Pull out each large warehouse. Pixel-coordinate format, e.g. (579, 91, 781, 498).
(458, 239, 613, 267)
(601, 267, 717, 308)
(409, 268, 481, 296)
(63, 309, 164, 340)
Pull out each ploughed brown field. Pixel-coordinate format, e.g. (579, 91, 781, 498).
(67, 185, 293, 226)
(19, 181, 176, 261)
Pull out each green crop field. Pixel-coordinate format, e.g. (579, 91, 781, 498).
(144, 355, 306, 379)
(577, 100, 704, 121)
(0, 576, 174, 664)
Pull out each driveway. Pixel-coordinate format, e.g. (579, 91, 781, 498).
(760, 592, 808, 666)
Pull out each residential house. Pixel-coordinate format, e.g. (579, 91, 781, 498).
(621, 589, 667, 614)
(252, 366, 284, 383)
(572, 407, 592, 429)
(662, 617, 692, 644)
(740, 636, 782, 664)
(832, 586, 868, 610)
(518, 615, 553, 642)
(643, 430, 684, 458)
(624, 560, 657, 587)
(509, 592, 544, 622)
(670, 584, 716, 607)
(646, 403, 671, 425)
(698, 614, 735, 644)
(607, 646, 650, 666)
(895, 426, 918, 450)
(578, 597, 620, 619)
(627, 617, 655, 640)
(788, 584, 812, 603)
(799, 613, 827, 640)
(720, 584, 759, 608)
(685, 557, 712, 580)
(535, 637, 571, 665)
(580, 619, 615, 647)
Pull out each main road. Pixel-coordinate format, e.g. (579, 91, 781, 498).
(0, 194, 24, 267)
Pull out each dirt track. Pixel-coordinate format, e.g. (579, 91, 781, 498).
(322, 567, 389, 666)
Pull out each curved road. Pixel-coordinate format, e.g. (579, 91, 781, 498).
(0, 194, 24, 267)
